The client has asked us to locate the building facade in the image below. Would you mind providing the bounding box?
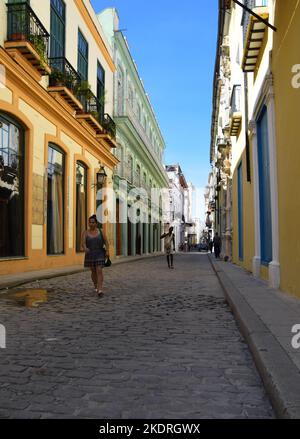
[0,0,118,275]
[210,0,300,298]
[98,8,168,257]
[165,164,188,251]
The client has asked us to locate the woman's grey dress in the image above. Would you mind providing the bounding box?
[84,232,105,268]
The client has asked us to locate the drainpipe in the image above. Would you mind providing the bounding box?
[244,74,251,182]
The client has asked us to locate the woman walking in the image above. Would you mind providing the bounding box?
[81,215,110,296]
[160,226,176,269]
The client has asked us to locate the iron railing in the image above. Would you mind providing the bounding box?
[102,113,116,140]
[7,2,49,61]
[77,88,116,139]
[77,88,104,124]
[49,57,81,96]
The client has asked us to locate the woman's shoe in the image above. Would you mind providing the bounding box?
[97,290,104,297]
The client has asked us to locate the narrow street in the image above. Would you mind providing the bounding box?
[0,254,274,419]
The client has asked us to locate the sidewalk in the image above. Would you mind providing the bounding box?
[0,252,164,291]
[209,255,300,419]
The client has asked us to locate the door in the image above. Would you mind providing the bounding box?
[127,211,132,256]
[257,105,272,265]
[116,198,122,256]
[237,162,244,261]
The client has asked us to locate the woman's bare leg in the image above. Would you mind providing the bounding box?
[96,266,104,292]
[167,255,170,268]
[91,268,97,289]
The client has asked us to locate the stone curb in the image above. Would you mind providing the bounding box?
[0,252,165,292]
[208,254,300,419]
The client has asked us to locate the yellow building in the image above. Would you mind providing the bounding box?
[211,0,300,298]
[0,0,118,275]
[272,0,300,298]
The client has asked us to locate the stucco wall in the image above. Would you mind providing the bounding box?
[272,0,300,298]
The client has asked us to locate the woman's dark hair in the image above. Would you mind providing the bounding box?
[89,214,97,222]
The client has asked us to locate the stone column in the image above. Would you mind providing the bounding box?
[249,121,261,278]
[266,89,280,289]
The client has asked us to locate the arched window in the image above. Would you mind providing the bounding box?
[76,161,87,252]
[117,67,124,115]
[47,143,65,255]
[136,164,141,186]
[127,154,133,183]
[128,84,134,108]
[0,113,24,257]
[136,102,141,121]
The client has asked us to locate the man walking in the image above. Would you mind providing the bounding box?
[213,232,221,259]
[160,226,176,269]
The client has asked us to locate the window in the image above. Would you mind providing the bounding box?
[127,154,133,183]
[128,84,134,108]
[0,113,24,258]
[50,0,65,58]
[136,164,141,186]
[97,61,105,122]
[78,30,88,81]
[136,102,141,121]
[76,162,87,252]
[117,67,124,115]
[47,144,65,255]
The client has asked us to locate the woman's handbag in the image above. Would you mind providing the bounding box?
[104,257,112,267]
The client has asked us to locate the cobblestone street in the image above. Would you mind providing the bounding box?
[0,254,274,419]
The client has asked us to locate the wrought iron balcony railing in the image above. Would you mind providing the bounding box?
[102,113,116,140]
[77,88,104,124]
[7,2,49,62]
[49,57,81,95]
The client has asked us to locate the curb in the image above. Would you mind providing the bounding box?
[0,252,165,291]
[208,254,300,419]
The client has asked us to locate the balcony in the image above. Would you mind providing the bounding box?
[96,113,117,148]
[229,85,242,136]
[5,2,51,77]
[242,4,269,72]
[115,99,165,175]
[76,88,105,134]
[48,57,83,112]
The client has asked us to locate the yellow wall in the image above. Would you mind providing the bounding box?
[0,47,117,276]
[272,0,300,298]
[232,147,255,273]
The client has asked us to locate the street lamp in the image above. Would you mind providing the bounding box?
[96,162,107,190]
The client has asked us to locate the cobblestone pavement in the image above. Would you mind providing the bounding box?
[0,253,275,419]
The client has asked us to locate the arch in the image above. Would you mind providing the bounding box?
[0,111,26,258]
[73,154,92,252]
[46,140,68,256]
[0,102,34,259]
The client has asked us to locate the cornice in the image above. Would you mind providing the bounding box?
[114,31,165,147]
[115,117,168,187]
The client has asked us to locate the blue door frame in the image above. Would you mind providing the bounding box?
[257,105,273,265]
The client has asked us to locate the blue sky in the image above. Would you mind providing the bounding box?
[91,0,218,189]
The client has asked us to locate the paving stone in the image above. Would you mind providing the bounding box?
[0,254,274,418]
